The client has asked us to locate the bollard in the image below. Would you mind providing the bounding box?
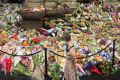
[44,48,48,80]
[112,39,116,67]
[44,48,52,80]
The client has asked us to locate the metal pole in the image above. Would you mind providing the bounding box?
[112,39,116,67]
[44,0,46,15]
[44,0,45,8]
[44,48,48,80]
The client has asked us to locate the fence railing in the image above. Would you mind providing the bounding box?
[0,39,118,80]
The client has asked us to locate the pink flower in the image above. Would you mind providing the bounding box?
[111,12,116,16]
[116,26,120,29]
[41,35,47,39]
[5,58,12,73]
[0,20,4,25]
[1,57,12,74]
[20,37,27,42]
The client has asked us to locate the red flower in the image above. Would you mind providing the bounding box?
[38,29,47,35]
[90,66,102,75]
[11,34,18,40]
[32,38,40,43]
[5,58,12,74]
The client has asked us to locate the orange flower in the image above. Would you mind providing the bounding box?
[23,41,29,46]
[11,34,18,40]
[94,54,102,62]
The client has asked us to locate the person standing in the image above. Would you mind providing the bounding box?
[63,32,76,80]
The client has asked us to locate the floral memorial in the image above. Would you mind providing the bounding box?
[0,1,120,80]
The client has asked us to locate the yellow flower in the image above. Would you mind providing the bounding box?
[1,31,7,35]
[5,38,9,42]
[27,32,31,37]
[94,54,102,62]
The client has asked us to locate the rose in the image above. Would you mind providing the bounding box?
[32,38,40,43]
[5,58,12,74]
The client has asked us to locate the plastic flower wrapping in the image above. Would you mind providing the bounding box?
[0,4,22,29]
[0,3,120,79]
[43,3,120,79]
[0,28,46,76]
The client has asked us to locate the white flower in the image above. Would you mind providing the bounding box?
[81,26,87,30]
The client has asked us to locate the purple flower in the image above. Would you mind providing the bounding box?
[20,37,27,42]
[82,47,88,52]
[110,12,116,16]
[84,62,94,70]
[116,26,120,29]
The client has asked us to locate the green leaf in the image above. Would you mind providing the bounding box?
[48,63,61,80]
[15,63,32,76]
[38,43,44,46]
[33,54,39,68]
